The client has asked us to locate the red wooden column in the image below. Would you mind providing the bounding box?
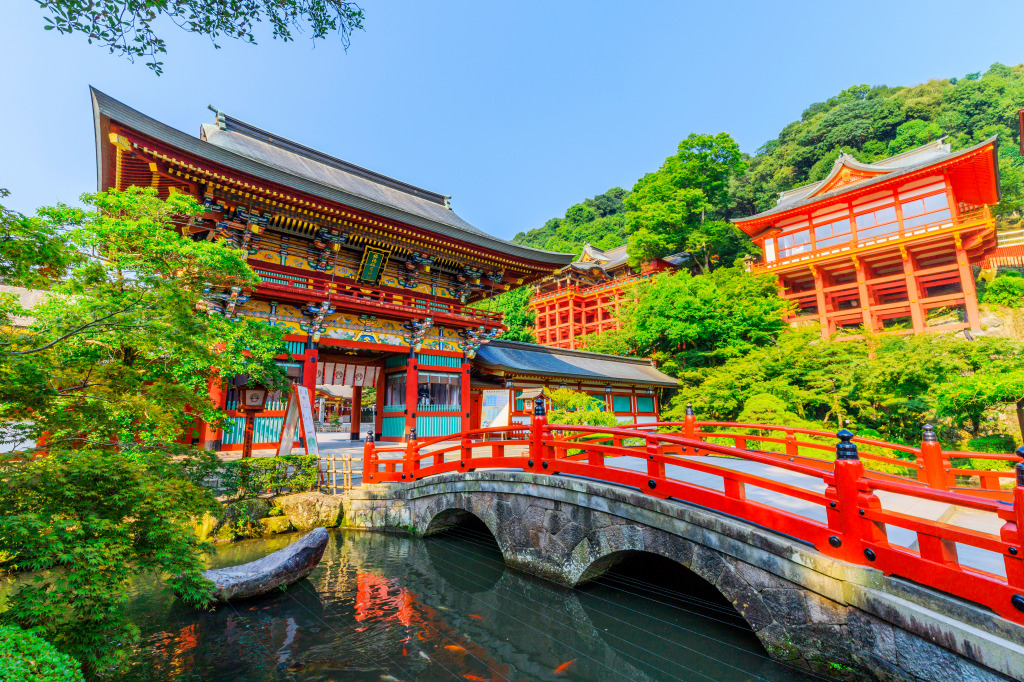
[301,342,318,450]
[405,350,418,440]
[374,365,385,441]
[901,247,925,334]
[853,256,873,331]
[955,238,982,331]
[460,353,471,434]
[200,373,225,451]
[810,266,829,340]
[350,385,362,441]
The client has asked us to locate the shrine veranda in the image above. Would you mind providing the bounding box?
[92,89,676,448]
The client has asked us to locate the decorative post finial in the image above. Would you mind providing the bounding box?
[686,403,694,417]
[534,396,546,417]
[366,430,375,443]
[922,423,938,443]
[836,429,859,460]
[1016,445,1024,487]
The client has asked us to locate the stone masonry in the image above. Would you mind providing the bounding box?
[342,471,1024,681]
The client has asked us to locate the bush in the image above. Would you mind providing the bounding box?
[966,434,1017,471]
[0,626,84,682]
[215,455,318,499]
[983,274,1024,308]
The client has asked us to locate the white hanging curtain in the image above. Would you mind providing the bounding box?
[317,362,380,387]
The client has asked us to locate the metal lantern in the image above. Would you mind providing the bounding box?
[559,381,568,390]
[605,384,613,394]
[241,385,269,410]
[505,378,515,389]
[646,386,655,396]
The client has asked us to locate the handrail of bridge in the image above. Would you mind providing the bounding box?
[361,401,1024,625]
[612,408,1018,501]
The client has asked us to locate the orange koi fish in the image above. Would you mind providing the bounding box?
[444,645,467,653]
[402,647,408,656]
[554,659,575,674]
[464,675,488,681]
[468,614,483,620]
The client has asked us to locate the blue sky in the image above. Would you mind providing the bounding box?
[3,1,1024,241]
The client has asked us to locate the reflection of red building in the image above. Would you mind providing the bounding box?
[530,244,686,349]
[734,138,1001,338]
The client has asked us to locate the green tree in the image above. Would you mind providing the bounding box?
[624,133,748,268]
[0,187,288,672]
[0,625,84,681]
[475,286,536,343]
[35,0,364,74]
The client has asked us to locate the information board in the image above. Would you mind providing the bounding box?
[277,385,320,456]
[480,389,510,429]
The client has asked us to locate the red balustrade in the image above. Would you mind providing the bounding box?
[360,401,1024,625]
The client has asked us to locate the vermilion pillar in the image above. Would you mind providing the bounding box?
[956,245,982,331]
[301,341,318,449]
[405,350,418,440]
[350,385,362,441]
[460,353,471,434]
[374,365,385,441]
[201,373,225,451]
[902,252,925,334]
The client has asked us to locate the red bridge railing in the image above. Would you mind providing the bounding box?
[361,400,1024,626]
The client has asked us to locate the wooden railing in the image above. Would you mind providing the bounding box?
[252,269,505,324]
[361,403,1024,625]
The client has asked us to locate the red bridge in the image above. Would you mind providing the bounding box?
[359,399,1024,627]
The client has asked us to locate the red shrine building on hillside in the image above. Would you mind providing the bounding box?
[530,244,686,349]
[91,89,676,448]
[733,138,1002,337]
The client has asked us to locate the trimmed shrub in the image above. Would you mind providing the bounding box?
[966,434,1017,470]
[214,455,318,499]
[983,275,1024,308]
[0,626,83,682]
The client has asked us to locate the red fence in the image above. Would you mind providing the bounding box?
[361,402,1024,625]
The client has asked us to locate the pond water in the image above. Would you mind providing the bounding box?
[119,524,814,681]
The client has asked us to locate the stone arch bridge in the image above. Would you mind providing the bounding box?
[345,470,1023,681]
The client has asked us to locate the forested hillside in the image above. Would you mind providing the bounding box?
[513,63,1024,261]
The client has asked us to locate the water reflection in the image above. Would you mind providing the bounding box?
[118,528,812,681]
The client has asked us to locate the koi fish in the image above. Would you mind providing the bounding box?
[464,675,488,681]
[402,647,407,656]
[444,645,467,653]
[554,659,575,674]
[468,614,483,620]
[380,676,401,682]
[418,651,431,662]
[355,627,368,633]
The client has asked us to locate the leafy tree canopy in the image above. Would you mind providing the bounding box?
[473,285,536,343]
[34,0,364,74]
[0,187,288,672]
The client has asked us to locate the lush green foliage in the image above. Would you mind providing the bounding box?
[547,388,620,428]
[624,133,749,268]
[0,187,289,672]
[35,0,364,74]
[473,285,536,343]
[579,267,791,374]
[216,454,319,499]
[665,329,1024,446]
[0,625,84,682]
[983,272,1024,308]
[513,188,629,255]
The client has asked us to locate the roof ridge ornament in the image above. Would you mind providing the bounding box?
[207,105,227,130]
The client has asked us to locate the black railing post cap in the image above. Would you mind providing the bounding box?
[534,396,546,416]
[1016,446,1024,487]
[686,403,694,416]
[922,424,938,443]
[365,430,375,443]
[836,429,859,460]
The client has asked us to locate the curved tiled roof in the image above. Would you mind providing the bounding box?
[474,339,678,386]
[91,88,573,266]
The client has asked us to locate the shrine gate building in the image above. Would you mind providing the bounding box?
[733,138,1001,337]
[91,90,675,447]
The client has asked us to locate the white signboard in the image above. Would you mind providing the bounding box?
[277,385,320,456]
[481,389,510,429]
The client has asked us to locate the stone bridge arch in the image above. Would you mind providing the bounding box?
[348,471,1021,681]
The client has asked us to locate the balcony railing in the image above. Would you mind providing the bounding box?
[251,269,504,325]
[532,272,652,304]
[753,205,994,272]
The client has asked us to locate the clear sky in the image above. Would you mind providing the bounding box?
[3,1,1024,241]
